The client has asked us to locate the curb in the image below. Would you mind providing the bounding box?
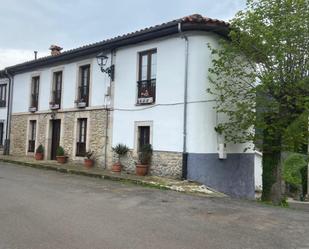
[0,158,170,190]
[0,158,224,197]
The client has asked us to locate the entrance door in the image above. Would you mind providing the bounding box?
[51,119,61,160]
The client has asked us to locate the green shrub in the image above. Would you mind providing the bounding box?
[56,146,65,157]
[300,165,308,197]
[112,144,129,162]
[36,144,44,154]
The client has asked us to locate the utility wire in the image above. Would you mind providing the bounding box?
[111,99,216,112]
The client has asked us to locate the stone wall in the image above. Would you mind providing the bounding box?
[112,150,182,178]
[10,109,110,166]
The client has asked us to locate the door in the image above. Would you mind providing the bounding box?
[51,119,61,160]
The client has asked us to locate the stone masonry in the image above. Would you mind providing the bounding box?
[113,150,182,178]
[10,109,110,166]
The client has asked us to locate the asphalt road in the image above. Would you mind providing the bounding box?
[0,162,309,249]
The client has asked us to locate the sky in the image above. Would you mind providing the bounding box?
[0,0,246,69]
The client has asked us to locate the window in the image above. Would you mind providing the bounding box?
[0,84,7,107]
[138,126,150,151]
[76,118,87,156]
[0,122,4,147]
[30,76,40,109]
[50,71,62,109]
[28,120,36,152]
[137,49,157,104]
[77,65,90,107]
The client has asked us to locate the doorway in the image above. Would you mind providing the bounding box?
[50,119,61,160]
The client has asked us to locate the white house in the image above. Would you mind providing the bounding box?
[1,14,262,198]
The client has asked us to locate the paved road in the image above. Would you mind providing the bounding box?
[0,162,309,249]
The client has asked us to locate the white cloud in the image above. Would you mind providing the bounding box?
[0,49,49,69]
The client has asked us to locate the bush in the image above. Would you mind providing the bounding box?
[36,144,44,154]
[139,144,153,165]
[300,165,308,197]
[113,144,129,162]
[56,146,65,157]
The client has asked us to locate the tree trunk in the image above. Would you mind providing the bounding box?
[261,151,284,204]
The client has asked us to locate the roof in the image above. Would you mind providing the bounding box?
[4,14,229,74]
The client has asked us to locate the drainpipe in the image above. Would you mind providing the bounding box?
[178,22,189,179]
[4,69,13,155]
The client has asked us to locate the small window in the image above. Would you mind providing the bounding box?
[0,122,4,147]
[77,65,90,107]
[28,120,36,152]
[76,118,87,156]
[50,71,62,109]
[0,84,7,107]
[138,126,150,151]
[137,49,157,105]
[30,76,40,109]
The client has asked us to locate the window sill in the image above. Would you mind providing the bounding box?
[135,102,155,106]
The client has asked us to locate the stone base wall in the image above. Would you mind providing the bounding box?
[10,109,110,166]
[112,150,182,178]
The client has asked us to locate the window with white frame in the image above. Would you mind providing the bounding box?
[76,65,90,107]
[50,71,62,109]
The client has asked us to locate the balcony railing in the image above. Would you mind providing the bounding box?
[77,86,89,105]
[137,79,156,104]
[30,94,39,109]
[0,100,6,108]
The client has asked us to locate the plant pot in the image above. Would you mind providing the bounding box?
[35,152,44,160]
[84,159,94,169]
[112,162,122,173]
[56,156,66,164]
[136,164,148,176]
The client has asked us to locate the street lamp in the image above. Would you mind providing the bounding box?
[96,52,115,81]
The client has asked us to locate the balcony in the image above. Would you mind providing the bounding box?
[137,79,156,105]
[75,86,89,108]
[49,90,61,110]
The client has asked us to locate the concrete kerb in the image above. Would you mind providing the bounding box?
[0,157,225,197]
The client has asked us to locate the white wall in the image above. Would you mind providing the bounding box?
[12,57,110,113]
[112,32,253,154]
[112,36,185,152]
[254,151,263,191]
[0,77,8,144]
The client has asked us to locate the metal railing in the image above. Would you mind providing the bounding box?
[137,79,156,104]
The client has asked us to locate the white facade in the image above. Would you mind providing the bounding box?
[112,32,251,154]
[0,77,8,150]
[12,58,110,114]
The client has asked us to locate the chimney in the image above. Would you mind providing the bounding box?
[34,51,38,60]
[49,45,63,56]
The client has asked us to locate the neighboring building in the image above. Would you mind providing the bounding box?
[2,14,261,198]
[0,71,9,154]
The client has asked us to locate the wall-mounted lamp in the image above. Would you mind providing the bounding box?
[96,52,115,81]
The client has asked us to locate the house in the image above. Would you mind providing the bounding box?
[0,71,9,154]
[1,14,262,198]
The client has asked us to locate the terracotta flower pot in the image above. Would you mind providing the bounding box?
[136,164,148,176]
[84,159,94,169]
[112,162,122,173]
[35,153,44,161]
[56,156,66,164]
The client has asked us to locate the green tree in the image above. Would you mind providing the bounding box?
[208,0,309,204]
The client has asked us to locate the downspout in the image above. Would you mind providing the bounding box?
[4,69,13,155]
[178,22,189,179]
[103,50,114,169]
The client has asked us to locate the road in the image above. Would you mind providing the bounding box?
[0,162,309,249]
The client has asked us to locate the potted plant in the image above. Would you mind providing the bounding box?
[35,144,44,160]
[112,144,129,172]
[84,150,95,169]
[136,144,153,176]
[56,146,66,164]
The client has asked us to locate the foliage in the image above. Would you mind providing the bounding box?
[283,153,306,187]
[56,146,65,157]
[35,144,44,154]
[85,150,94,160]
[139,144,153,165]
[112,144,129,162]
[208,0,309,203]
[300,165,308,197]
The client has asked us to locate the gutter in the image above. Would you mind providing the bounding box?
[3,69,13,155]
[178,22,189,180]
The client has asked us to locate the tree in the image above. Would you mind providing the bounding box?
[208,0,309,204]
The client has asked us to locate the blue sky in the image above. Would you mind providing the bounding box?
[0,0,246,68]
